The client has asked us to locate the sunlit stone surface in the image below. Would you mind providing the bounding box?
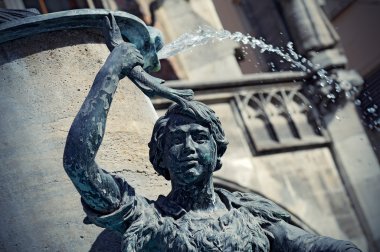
[0,27,169,251]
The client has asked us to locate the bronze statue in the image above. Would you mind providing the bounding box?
[63,13,361,252]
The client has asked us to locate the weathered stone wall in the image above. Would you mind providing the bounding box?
[138,0,242,80]
[0,29,169,251]
[210,103,368,251]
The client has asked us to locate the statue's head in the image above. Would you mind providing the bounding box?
[149,101,228,185]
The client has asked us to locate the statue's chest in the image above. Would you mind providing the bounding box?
[125,208,270,252]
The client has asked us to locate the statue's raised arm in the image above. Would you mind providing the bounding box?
[63,13,193,215]
[62,35,144,214]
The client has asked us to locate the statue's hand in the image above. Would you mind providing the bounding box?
[112,43,144,78]
[102,12,194,106]
[103,13,124,51]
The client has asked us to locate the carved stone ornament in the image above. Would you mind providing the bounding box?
[235,86,329,154]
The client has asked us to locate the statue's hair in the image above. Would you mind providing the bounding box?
[148,101,228,180]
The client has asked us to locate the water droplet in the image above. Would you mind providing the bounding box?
[327,93,335,99]
[367,107,376,113]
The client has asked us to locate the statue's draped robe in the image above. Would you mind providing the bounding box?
[82,174,360,252]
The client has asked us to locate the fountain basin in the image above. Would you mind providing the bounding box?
[0,9,169,251]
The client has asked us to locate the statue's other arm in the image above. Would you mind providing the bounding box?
[267,221,361,252]
[63,42,143,214]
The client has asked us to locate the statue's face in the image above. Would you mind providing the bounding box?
[162,115,217,186]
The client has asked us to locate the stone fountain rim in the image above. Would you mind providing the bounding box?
[0,9,151,52]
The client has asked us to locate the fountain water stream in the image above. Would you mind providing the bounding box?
[157,25,380,130]
[158,25,332,85]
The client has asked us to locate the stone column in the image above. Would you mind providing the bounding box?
[101,0,118,10]
[3,0,25,9]
[141,0,242,80]
[277,0,360,83]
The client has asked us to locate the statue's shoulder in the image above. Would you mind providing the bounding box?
[215,188,291,224]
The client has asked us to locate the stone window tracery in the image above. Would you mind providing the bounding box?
[235,86,330,154]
